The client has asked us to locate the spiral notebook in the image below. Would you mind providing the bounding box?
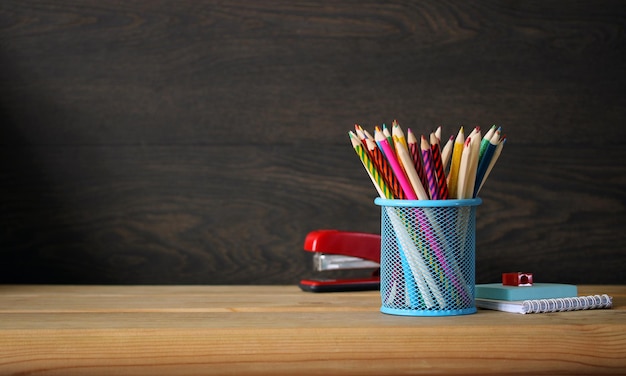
[475,294,613,314]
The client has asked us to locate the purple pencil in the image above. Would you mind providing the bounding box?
[430,133,450,200]
[420,135,439,200]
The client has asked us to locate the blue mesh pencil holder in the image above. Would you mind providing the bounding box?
[374,197,482,316]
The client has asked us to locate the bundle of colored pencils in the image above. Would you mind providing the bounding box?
[349,121,506,200]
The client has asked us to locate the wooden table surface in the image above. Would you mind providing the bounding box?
[1,285,625,375]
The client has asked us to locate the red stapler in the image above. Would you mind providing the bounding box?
[298,229,381,292]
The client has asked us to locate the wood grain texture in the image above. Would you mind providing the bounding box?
[0,1,625,284]
[0,285,625,375]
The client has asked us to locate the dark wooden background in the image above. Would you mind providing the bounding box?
[1,1,624,285]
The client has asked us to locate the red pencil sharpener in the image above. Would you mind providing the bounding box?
[502,272,533,286]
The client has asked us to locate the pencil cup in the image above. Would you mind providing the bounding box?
[374,197,482,316]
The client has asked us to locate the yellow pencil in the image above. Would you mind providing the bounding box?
[392,120,408,152]
[456,137,473,199]
[447,127,465,199]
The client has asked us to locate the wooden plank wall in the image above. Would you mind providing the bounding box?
[1,1,624,285]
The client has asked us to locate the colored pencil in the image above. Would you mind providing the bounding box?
[354,125,375,160]
[430,132,449,200]
[456,137,473,199]
[474,130,500,197]
[447,127,465,199]
[463,130,481,199]
[349,131,393,199]
[392,120,408,151]
[420,135,439,200]
[354,124,366,140]
[407,128,429,194]
[479,125,497,161]
[366,137,405,199]
[375,129,417,200]
[476,136,506,195]
[351,123,505,200]
[382,124,394,152]
[394,135,430,200]
[467,126,480,141]
[362,129,375,142]
[441,135,454,171]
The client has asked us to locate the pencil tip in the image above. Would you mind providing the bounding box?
[429,132,438,144]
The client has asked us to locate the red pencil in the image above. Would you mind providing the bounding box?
[366,137,406,199]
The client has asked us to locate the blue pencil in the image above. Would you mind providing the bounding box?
[474,131,502,197]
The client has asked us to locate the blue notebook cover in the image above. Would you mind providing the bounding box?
[475,283,578,301]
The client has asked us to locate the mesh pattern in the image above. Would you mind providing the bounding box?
[377,200,479,316]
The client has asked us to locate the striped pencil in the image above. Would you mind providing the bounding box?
[394,136,430,200]
[375,129,417,200]
[434,125,442,143]
[366,137,405,199]
[362,129,375,142]
[350,123,505,200]
[349,131,394,199]
[430,132,449,200]
[420,135,439,200]
[354,124,367,141]
[407,128,429,194]
[354,125,374,159]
